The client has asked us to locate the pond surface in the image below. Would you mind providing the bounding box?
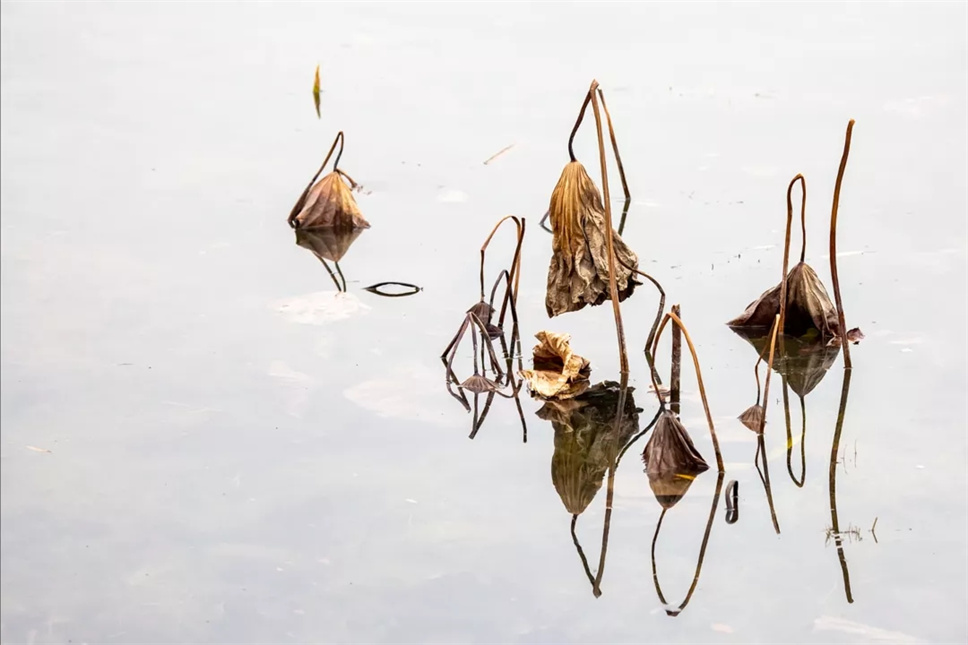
[2,3,966,643]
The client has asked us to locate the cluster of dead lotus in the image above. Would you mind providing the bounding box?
[287,78,865,608]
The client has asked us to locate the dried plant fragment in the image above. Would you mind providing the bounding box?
[520,331,591,400]
[313,64,321,118]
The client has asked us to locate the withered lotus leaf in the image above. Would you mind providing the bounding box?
[545,161,639,318]
[728,262,840,339]
[291,171,370,231]
[643,411,709,509]
[539,381,640,515]
[520,331,591,400]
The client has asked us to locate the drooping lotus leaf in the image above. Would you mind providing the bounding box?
[643,411,710,509]
[291,171,370,231]
[539,381,640,515]
[728,262,840,340]
[545,161,639,318]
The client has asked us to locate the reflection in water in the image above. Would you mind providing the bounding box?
[651,472,726,617]
[541,381,640,515]
[733,329,840,488]
[537,379,643,597]
[828,368,855,603]
[295,227,363,292]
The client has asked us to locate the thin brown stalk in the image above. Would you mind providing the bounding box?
[670,304,682,415]
[288,131,345,226]
[649,311,723,472]
[567,91,592,162]
[830,120,855,369]
[780,174,805,331]
[588,80,629,376]
[596,88,630,203]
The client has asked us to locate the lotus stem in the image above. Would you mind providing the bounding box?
[567,91,592,163]
[650,311,723,472]
[670,304,682,415]
[596,88,630,203]
[288,131,345,226]
[830,120,855,369]
[588,80,629,376]
[780,174,805,331]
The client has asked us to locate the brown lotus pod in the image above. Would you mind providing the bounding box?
[545,161,639,318]
[291,171,370,231]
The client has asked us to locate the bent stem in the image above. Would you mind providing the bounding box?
[289,131,345,226]
[479,215,524,314]
[780,174,805,331]
[589,80,629,376]
[649,311,724,472]
[830,120,855,368]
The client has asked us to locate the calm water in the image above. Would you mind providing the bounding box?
[2,2,966,643]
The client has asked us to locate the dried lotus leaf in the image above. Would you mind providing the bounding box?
[545,161,639,318]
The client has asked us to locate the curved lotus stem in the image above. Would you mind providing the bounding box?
[649,311,723,472]
[830,120,855,368]
[288,131,346,226]
[779,174,806,331]
[479,215,524,324]
[596,88,630,204]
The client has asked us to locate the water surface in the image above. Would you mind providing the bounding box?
[2,2,966,643]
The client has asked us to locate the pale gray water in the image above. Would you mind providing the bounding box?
[2,2,966,643]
